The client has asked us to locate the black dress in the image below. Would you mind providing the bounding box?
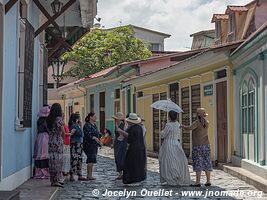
[83,122,101,164]
[114,121,127,172]
[123,124,147,184]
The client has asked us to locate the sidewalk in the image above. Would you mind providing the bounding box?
[15,179,62,200]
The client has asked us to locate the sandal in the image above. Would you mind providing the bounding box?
[87,177,96,180]
[205,182,211,187]
[51,182,64,187]
[78,176,87,181]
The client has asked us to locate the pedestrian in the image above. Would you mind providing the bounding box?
[33,106,50,179]
[159,110,191,186]
[112,112,127,180]
[68,113,87,181]
[46,103,65,187]
[100,128,112,146]
[180,108,212,187]
[116,113,146,186]
[62,113,70,176]
[138,115,147,179]
[83,112,101,180]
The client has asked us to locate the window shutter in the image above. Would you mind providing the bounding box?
[43,47,48,105]
[23,20,34,128]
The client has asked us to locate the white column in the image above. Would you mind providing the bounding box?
[263,53,267,166]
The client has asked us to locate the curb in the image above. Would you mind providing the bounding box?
[218,163,267,193]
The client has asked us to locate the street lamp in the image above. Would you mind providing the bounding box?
[51,58,65,88]
[51,0,63,15]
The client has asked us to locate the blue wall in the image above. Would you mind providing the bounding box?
[2,2,40,178]
[87,81,121,135]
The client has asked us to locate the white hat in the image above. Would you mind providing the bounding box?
[126,113,141,124]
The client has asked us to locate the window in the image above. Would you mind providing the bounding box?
[115,88,120,99]
[137,91,143,98]
[169,83,179,104]
[228,12,236,42]
[114,89,120,113]
[241,75,256,135]
[229,13,235,33]
[16,2,34,128]
[90,94,94,113]
[241,83,248,133]
[149,43,160,51]
[215,21,221,39]
[215,69,227,80]
[248,79,255,133]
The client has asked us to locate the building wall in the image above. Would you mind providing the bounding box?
[133,28,166,51]
[134,62,234,162]
[232,35,267,173]
[86,81,121,135]
[0,1,42,190]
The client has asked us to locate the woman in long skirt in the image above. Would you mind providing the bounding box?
[159,111,191,186]
[47,103,65,187]
[113,112,127,180]
[116,113,146,185]
[69,113,86,181]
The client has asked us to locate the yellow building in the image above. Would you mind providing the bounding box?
[123,43,241,163]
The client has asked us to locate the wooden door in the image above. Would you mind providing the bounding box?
[216,81,228,162]
[99,92,105,133]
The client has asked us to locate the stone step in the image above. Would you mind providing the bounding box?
[0,191,20,200]
[218,163,267,193]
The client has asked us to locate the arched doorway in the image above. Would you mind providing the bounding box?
[240,71,258,163]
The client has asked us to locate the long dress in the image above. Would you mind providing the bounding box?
[114,121,127,172]
[33,118,50,178]
[159,121,191,186]
[48,117,64,184]
[123,124,146,184]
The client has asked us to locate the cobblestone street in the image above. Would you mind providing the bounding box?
[57,147,266,200]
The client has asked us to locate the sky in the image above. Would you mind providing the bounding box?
[97,0,252,51]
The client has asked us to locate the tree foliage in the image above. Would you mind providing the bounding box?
[63,26,152,78]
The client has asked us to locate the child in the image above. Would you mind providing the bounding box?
[33,106,50,179]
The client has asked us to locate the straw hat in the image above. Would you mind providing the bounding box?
[38,106,50,117]
[126,113,141,124]
[112,112,125,120]
[197,108,208,116]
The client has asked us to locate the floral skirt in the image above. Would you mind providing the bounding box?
[70,142,83,176]
[62,144,70,173]
[192,144,213,172]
